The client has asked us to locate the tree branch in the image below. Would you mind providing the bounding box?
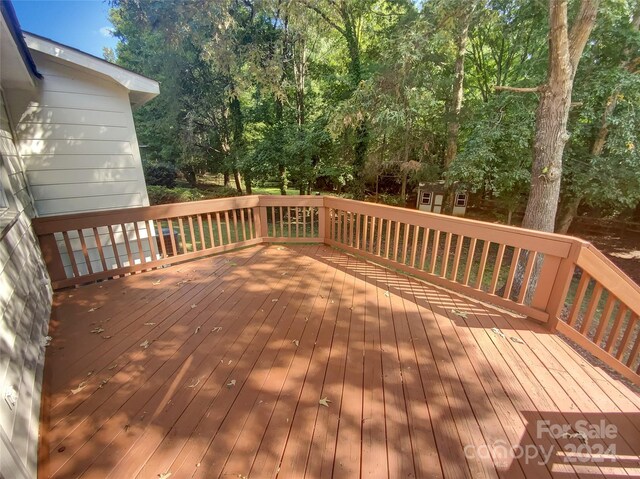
[299,0,345,36]
[494,85,543,93]
[568,0,600,73]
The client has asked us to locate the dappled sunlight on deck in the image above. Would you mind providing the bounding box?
[39,245,640,478]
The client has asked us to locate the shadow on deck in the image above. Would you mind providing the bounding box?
[39,245,640,478]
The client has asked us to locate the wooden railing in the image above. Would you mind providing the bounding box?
[32,195,640,384]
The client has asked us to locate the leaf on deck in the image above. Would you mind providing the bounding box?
[102,335,112,339]
[152,280,162,285]
[194,326,201,334]
[384,291,390,297]
[90,327,105,334]
[510,336,524,344]
[491,327,506,338]
[70,382,87,395]
[452,309,468,319]
[191,304,198,309]
[319,397,331,407]
[187,378,200,388]
[88,307,101,312]
[271,298,279,302]
[108,363,118,370]
[226,379,237,389]
[157,472,172,479]
[292,339,299,347]
[212,327,223,332]
[144,322,156,326]
[140,340,151,349]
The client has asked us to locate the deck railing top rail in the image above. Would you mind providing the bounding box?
[32,195,640,385]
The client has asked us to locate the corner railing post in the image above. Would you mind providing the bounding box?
[318,200,327,241]
[37,233,67,284]
[258,203,269,240]
[543,241,582,331]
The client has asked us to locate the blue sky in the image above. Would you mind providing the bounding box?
[13,0,118,58]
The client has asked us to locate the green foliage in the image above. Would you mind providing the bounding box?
[147,185,239,205]
[110,0,640,222]
[143,162,177,188]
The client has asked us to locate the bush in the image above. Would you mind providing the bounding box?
[147,185,241,205]
[144,162,177,188]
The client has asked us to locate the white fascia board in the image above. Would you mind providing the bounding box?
[23,32,159,105]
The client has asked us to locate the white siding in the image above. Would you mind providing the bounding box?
[0,91,52,479]
[12,51,150,217]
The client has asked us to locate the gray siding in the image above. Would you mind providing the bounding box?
[0,91,52,479]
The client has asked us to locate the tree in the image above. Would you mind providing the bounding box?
[497,0,600,233]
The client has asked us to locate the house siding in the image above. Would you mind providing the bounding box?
[0,91,52,479]
[11,51,150,217]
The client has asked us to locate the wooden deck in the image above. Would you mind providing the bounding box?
[39,244,640,478]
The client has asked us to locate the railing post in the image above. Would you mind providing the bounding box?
[258,205,269,239]
[37,233,67,283]
[542,242,581,331]
[318,205,327,241]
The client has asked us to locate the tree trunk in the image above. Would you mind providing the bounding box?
[444,4,474,169]
[233,169,243,194]
[521,0,599,233]
[278,163,287,195]
[223,171,230,187]
[244,173,252,195]
[555,194,582,234]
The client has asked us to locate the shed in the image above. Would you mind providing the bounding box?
[416,181,468,216]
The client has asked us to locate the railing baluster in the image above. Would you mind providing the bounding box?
[133,222,146,265]
[167,219,178,256]
[441,232,453,279]
[593,294,616,345]
[232,209,239,242]
[156,220,167,258]
[490,244,506,294]
[451,235,464,281]
[355,213,361,249]
[579,283,603,334]
[62,230,80,278]
[224,211,232,243]
[178,218,187,254]
[474,241,491,290]
[240,208,247,241]
[247,209,254,239]
[604,306,627,353]
[567,273,590,326]
[93,227,108,272]
[410,225,420,268]
[430,231,440,274]
[146,221,158,262]
[503,247,521,299]
[616,314,638,360]
[279,207,284,237]
[197,214,206,248]
[206,214,215,247]
[384,219,391,259]
[120,223,134,266]
[77,229,93,274]
[401,222,410,265]
[419,228,429,270]
[463,238,477,286]
[302,207,307,238]
[361,215,369,251]
[625,317,640,367]
[188,216,197,251]
[107,225,122,268]
[215,213,224,245]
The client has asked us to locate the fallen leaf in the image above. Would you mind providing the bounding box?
[190,304,197,309]
[194,326,201,334]
[108,363,118,370]
[152,279,161,285]
[187,378,200,388]
[158,472,172,479]
[292,339,299,347]
[319,397,331,407]
[276,247,285,250]
[384,291,390,297]
[272,298,279,302]
[510,336,525,344]
[144,322,156,326]
[98,378,109,389]
[226,379,236,389]
[88,307,100,312]
[491,327,506,338]
[140,340,151,349]
[102,335,112,339]
[71,382,87,395]
[124,424,130,431]
[86,370,95,377]
[90,327,105,334]
[212,327,222,332]
[451,309,467,319]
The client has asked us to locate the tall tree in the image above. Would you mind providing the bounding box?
[497,0,599,232]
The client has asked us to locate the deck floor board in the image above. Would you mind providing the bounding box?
[39,245,640,478]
